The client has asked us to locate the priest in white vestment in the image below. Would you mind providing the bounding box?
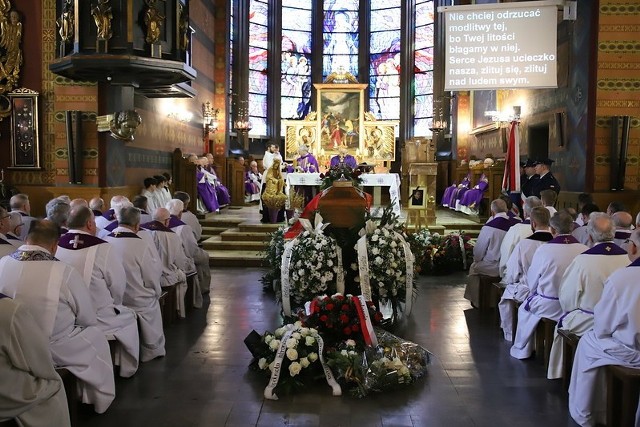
[105,206,166,362]
[611,211,633,252]
[498,207,553,341]
[464,199,513,307]
[173,191,202,241]
[55,206,139,378]
[141,208,189,318]
[0,206,17,257]
[166,199,210,308]
[9,194,35,241]
[509,212,588,358]
[568,229,640,427]
[571,203,601,248]
[0,295,71,427]
[547,213,630,378]
[0,220,115,414]
[498,197,543,278]
[95,195,130,231]
[6,212,24,247]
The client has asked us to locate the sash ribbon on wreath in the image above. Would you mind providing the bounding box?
[356,220,415,316]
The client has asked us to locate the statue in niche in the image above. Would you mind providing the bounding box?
[91,0,113,41]
[56,0,74,43]
[110,110,142,142]
[144,0,164,44]
[0,4,23,95]
[178,2,189,51]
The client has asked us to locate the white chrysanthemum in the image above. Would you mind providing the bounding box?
[286,338,298,348]
[341,349,349,356]
[305,336,316,346]
[375,257,383,265]
[345,339,356,348]
[371,234,379,242]
[308,352,318,362]
[299,327,310,336]
[371,247,380,255]
[327,260,333,267]
[269,339,281,350]
[274,327,286,338]
[391,241,397,248]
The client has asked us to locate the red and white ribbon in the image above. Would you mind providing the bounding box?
[352,295,378,347]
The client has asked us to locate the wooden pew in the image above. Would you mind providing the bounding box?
[477,275,501,311]
[557,329,580,390]
[172,148,199,215]
[606,365,640,427]
[56,368,78,426]
[534,317,557,371]
[160,284,177,327]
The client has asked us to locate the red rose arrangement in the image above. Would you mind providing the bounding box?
[301,293,383,347]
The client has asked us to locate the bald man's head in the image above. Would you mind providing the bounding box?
[612,211,633,230]
[153,207,171,222]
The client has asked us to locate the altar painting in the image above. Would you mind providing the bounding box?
[315,83,367,155]
[362,122,397,162]
[282,120,318,162]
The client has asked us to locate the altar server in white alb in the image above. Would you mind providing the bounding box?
[0,294,71,427]
[509,211,588,358]
[464,199,512,307]
[498,207,553,341]
[547,212,630,379]
[0,220,115,414]
[105,206,166,362]
[55,206,140,378]
[95,195,129,231]
[498,196,543,277]
[568,229,640,427]
[141,207,190,318]
[166,198,210,307]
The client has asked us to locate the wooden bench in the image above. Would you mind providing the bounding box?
[160,284,177,327]
[606,365,640,427]
[557,329,580,390]
[185,274,196,315]
[56,368,78,426]
[535,317,557,370]
[478,275,501,311]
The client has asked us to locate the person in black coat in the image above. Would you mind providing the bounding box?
[520,158,539,198]
[532,158,560,198]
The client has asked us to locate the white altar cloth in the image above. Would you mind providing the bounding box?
[285,173,401,214]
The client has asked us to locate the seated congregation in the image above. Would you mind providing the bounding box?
[464,194,640,427]
[0,187,210,425]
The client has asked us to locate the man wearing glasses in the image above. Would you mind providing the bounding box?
[569,229,640,426]
[0,206,16,257]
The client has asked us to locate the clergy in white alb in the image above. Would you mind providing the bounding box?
[0,206,17,258]
[0,295,71,427]
[6,212,24,247]
[547,213,630,379]
[105,206,166,362]
[141,207,189,318]
[611,211,633,252]
[167,199,210,307]
[568,229,640,427]
[173,191,203,241]
[509,212,588,358]
[498,207,553,341]
[0,220,115,414]
[498,196,543,278]
[95,195,130,231]
[571,204,601,248]
[9,194,36,241]
[464,199,512,307]
[55,206,140,378]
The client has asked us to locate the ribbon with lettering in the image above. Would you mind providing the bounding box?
[317,333,342,397]
[280,239,298,316]
[352,295,378,347]
[355,220,377,303]
[392,229,415,316]
[264,326,294,400]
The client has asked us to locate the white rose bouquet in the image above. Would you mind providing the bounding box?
[286,229,342,308]
[248,322,325,397]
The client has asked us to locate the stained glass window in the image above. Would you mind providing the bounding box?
[414,0,435,137]
[281,3,312,127]
[248,0,268,136]
[323,0,359,80]
[369,2,401,122]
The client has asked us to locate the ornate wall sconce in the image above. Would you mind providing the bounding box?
[429,97,448,134]
[233,99,252,133]
[202,101,219,138]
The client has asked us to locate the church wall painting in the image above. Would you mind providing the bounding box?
[282,120,318,162]
[315,83,366,155]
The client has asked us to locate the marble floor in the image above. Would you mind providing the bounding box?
[77,269,579,427]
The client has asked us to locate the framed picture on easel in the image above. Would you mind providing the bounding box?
[408,186,427,209]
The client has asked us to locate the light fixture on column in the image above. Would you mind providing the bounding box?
[233,99,252,133]
[202,101,219,138]
[429,97,448,133]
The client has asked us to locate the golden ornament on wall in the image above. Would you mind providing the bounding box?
[144,0,164,44]
[91,0,113,41]
[56,0,74,43]
[0,0,23,116]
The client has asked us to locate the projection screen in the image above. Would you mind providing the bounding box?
[441,1,558,91]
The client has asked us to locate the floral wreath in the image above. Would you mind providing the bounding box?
[319,165,364,190]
